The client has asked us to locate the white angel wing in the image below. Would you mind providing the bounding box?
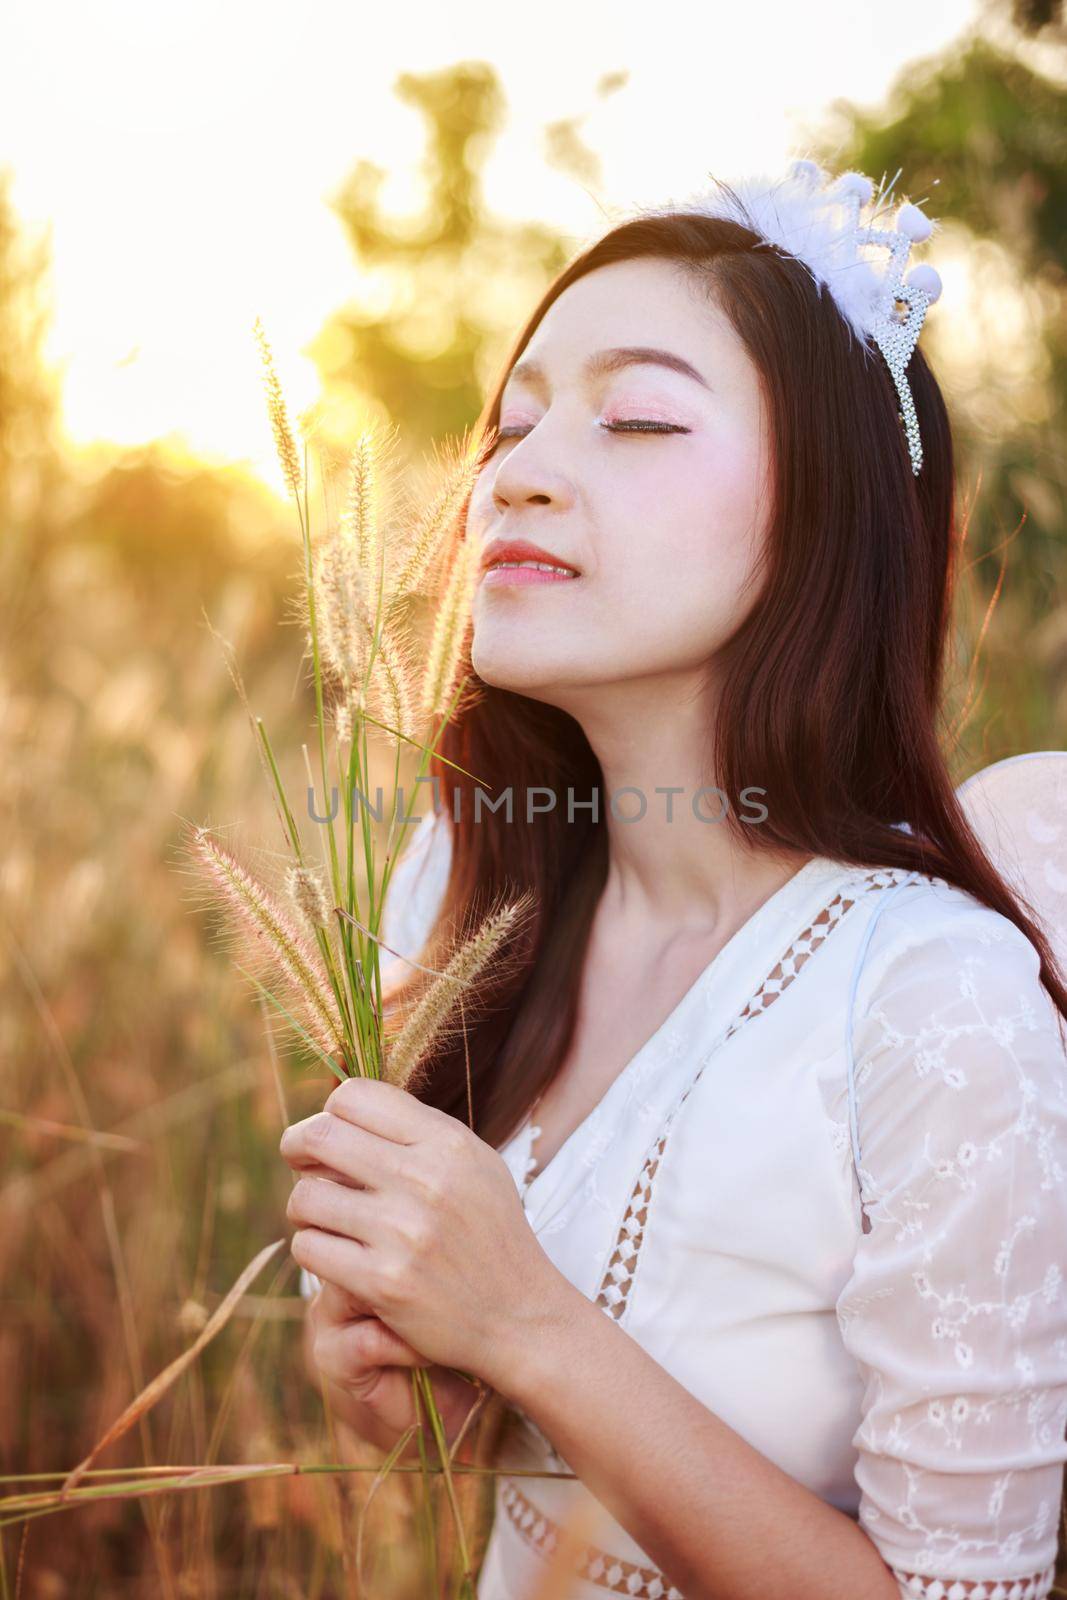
[956,750,1067,975]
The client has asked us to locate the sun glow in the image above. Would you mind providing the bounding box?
[1,0,978,492]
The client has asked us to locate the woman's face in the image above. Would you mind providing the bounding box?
[466,255,772,705]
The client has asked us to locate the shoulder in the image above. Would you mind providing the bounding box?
[835,881,1067,1585]
[848,871,1067,1174]
[853,870,1053,1024]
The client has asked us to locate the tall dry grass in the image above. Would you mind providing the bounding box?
[2,347,1064,1597]
[0,356,558,1595]
[177,324,543,1597]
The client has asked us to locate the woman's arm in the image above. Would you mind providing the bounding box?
[490,1278,901,1600]
[830,906,1067,1599]
[280,1080,902,1600]
[282,888,1067,1599]
[499,905,1067,1600]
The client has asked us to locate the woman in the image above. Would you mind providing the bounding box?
[281,161,1067,1599]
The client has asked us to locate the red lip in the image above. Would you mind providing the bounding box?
[480,537,581,576]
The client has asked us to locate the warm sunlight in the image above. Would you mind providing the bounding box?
[6,8,1067,1595]
[1,0,978,493]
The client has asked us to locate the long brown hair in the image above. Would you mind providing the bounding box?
[393,204,1067,1150]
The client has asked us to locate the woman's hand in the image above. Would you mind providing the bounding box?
[302,1276,483,1455]
[280,1077,573,1396]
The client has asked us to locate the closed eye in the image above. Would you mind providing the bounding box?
[494,420,691,443]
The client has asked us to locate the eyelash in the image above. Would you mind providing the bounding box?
[494,420,690,444]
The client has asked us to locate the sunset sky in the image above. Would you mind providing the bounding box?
[1,0,979,491]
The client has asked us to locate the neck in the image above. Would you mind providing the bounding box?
[558,670,812,935]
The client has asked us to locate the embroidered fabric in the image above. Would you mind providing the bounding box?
[498,877,1067,1598]
[297,829,1067,1597]
[890,1569,1056,1598]
[593,867,910,1319]
[835,899,1067,1594]
[501,1484,1058,1599]
[499,1478,685,1599]
[498,868,922,1591]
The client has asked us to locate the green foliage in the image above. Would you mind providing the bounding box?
[310,62,575,449]
[816,24,1067,758]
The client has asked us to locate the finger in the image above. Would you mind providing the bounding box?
[279,1111,404,1188]
[316,1278,373,1320]
[287,1171,383,1246]
[324,1076,444,1145]
[314,1317,428,1392]
[291,1226,374,1305]
[295,1159,366,1192]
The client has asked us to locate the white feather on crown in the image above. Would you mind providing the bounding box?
[639,156,944,474]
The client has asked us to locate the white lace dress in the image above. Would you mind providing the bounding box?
[301,810,1067,1600]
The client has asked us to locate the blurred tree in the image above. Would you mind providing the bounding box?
[1008,0,1065,43]
[815,4,1067,752]
[0,165,58,521]
[0,167,290,617]
[65,445,294,603]
[309,61,619,453]
[824,31,1066,545]
[0,168,74,699]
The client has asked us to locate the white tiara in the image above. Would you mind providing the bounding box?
[643,157,944,475]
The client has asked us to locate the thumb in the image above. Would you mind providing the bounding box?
[316,1278,374,1322]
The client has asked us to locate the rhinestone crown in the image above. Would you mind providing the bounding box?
[643,157,944,475]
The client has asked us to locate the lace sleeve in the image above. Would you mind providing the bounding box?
[836,898,1067,1599]
[298,808,453,1303]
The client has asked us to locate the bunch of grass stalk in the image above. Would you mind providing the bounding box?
[184,321,533,1597]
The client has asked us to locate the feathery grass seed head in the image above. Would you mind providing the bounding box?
[333,697,354,746]
[252,317,303,499]
[383,896,532,1092]
[191,827,343,1056]
[286,862,331,930]
[366,619,421,748]
[420,531,480,723]
[337,424,395,583]
[388,431,484,607]
[313,540,375,689]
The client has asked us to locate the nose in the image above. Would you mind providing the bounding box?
[493,481,552,512]
[489,447,574,516]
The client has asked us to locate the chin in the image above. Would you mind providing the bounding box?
[469,638,560,698]
[471,657,553,697]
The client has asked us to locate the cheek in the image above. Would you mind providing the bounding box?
[610,438,766,612]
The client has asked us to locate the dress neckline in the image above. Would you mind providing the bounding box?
[511,850,841,1195]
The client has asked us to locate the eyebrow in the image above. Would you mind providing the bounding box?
[504,345,712,394]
